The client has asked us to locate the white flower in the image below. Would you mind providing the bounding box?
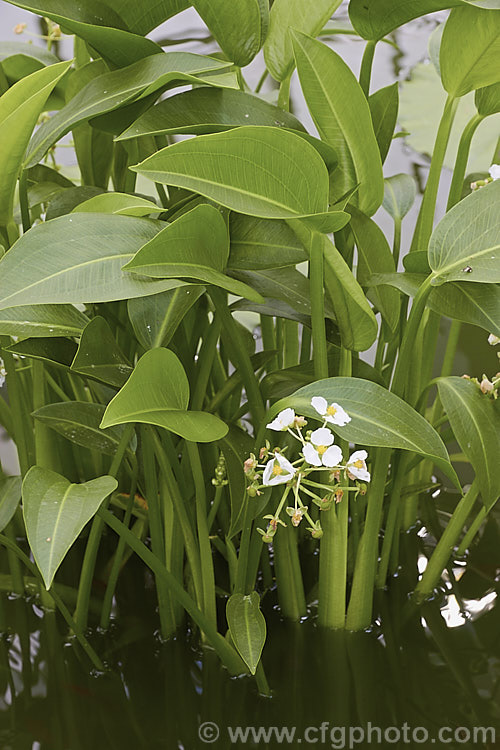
[303,428,343,468]
[0,359,6,388]
[262,453,296,486]
[311,396,351,426]
[266,408,296,432]
[489,164,500,181]
[346,450,371,482]
[488,333,500,346]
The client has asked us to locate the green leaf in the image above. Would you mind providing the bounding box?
[349,0,463,40]
[441,6,500,97]
[437,377,500,508]
[428,179,500,285]
[369,83,399,164]
[0,214,185,310]
[123,204,264,302]
[100,348,228,442]
[382,174,417,222]
[128,286,206,349]
[22,466,117,589]
[6,337,77,370]
[0,304,89,338]
[117,87,306,140]
[73,192,159,217]
[46,186,105,220]
[33,402,134,457]
[228,214,307,271]
[475,81,500,115]
[291,31,384,216]
[226,592,266,675]
[131,126,331,221]
[0,476,22,533]
[270,377,460,487]
[71,317,132,387]
[192,0,268,67]
[25,53,233,168]
[264,0,342,81]
[348,207,400,333]
[0,60,70,229]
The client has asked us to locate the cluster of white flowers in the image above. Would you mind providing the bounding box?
[244,397,371,543]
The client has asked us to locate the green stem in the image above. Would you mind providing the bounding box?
[447,114,483,211]
[18,169,31,234]
[411,94,458,251]
[191,315,222,411]
[310,231,329,380]
[456,504,486,557]
[413,480,478,603]
[186,441,217,630]
[278,73,291,111]
[345,448,391,631]
[359,40,376,97]
[99,509,245,674]
[273,525,306,621]
[234,496,253,595]
[73,424,134,631]
[392,218,402,268]
[376,453,408,588]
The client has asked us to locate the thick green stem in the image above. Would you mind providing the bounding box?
[456,505,486,557]
[376,453,409,588]
[273,526,306,621]
[411,94,458,252]
[346,448,391,631]
[359,40,376,97]
[413,480,479,603]
[278,73,291,111]
[234,496,253,595]
[447,114,483,211]
[310,232,329,380]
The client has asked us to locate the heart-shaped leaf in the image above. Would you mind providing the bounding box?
[192,0,268,67]
[0,476,22,533]
[131,126,332,222]
[23,466,117,589]
[429,179,500,285]
[124,204,263,302]
[270,377,460,487]
[0,304,89,338]
[100,348,228,442]
[291,31,384,216]
[437,377,500,509]
[71,317,132,387]
[128,286,206,349]
[226,592,266,675]
[0,213,185,310]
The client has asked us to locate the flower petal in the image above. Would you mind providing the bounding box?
[327,403,351,426]
[262,460,275,485]
[275,453,296,475]
[322,445,343,467]
[303,443,321,466]
[311,396,327,415]
[266,417,285,431]
[349,450,367,463]
[311,427,334,446]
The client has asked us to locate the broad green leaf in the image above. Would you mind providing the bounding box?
[441,6,500,97]
[399,62,500,171]
[228,214,307,271]
[117,87,306,140]
[475,82,500,115]
[33,402,134,457]
[25,53,233,169]
[124,205,264,302]
[348,207,400,333]
[349,0,463,40]
[6,337,77,369]
[128,286,205,349]
[0,476,22,533]
[22,466,117,589]
[382,174,417,222]
[264,0,342,81]
[3,0,174,67]
[71,317,132,387]
[132,126,332,222]
[369,83,399,164]
[192,0,268,67]
[429,179,500,285]
[45,186,105,221]
[0,304,89,338]
[226,592,266,675]
[0,214,185,310]
[230,298,339,339]
[371,273,500,336]
[0,43,64,107]
[270,377,459,486]
[100,348,228,442]
[73,192,159,217]
[0,61,70,229]
[290,221,378,352]
[291,31,384,216]
[403,252,431,274]
[437,377,500,508]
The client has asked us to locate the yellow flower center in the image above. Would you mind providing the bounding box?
[272,463,284,476]
[353,459,364,469]
[326,405,337,416]
[317,445,328,456]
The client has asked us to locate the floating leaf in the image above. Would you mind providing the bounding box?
[0,476,22,533]
[226,592,266,675]
[438,377,500,508]
[23,466,117,589]
[100,348,228,442]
